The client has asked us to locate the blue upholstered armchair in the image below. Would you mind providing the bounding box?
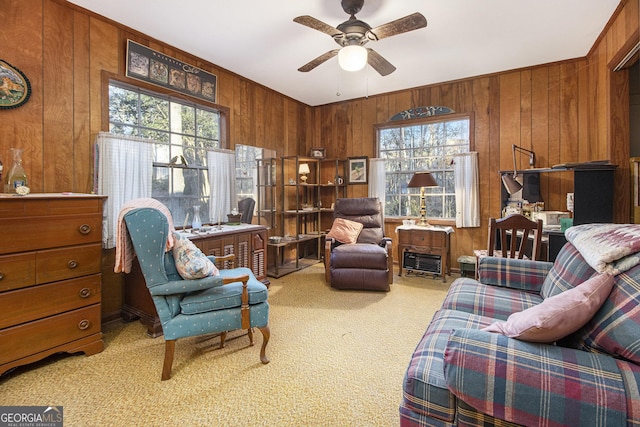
[123,207,270,380]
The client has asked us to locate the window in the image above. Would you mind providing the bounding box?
[376,113,472,219]
[235,144,276,203]
[108,81,225,225]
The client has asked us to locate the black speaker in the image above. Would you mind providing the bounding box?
[573,169,614,225]
[522,173,542,203]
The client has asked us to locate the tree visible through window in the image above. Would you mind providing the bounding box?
[376,113,472,219]
[108,81,224,226]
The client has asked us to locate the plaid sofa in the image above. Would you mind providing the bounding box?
[400,242,640,426]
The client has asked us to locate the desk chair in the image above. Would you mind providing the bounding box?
[474,213,544,261]
[238,198,256,224]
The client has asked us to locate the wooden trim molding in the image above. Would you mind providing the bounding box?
[99,70,230,146]
[609,28,640,71]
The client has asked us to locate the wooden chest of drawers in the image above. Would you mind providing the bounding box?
[0,194,105,376]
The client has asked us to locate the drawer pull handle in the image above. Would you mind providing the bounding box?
[0,273,3,280]
[79,288,91,298]
[68,260,78,269]
[78,319,91,330]
[79,224,91,234]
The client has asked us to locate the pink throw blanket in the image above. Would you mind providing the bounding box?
[565,223,640,275]
[114,198,176,274]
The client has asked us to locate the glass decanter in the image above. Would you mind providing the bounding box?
[6,148,28,193]
[192,205,202,230]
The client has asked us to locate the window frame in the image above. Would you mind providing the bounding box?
[374,112,475,221]
[102,72,229,143]
[102,72,230,226]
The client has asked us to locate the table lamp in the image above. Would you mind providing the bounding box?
[299,163,310,183]
[408,171,439,226]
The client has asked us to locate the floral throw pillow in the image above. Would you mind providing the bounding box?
[171,232,219,279]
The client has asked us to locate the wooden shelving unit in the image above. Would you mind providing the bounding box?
[318,158,347,231]
[256,157,277,230]
[264,155,347,277]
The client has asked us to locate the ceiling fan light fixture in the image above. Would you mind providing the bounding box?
[294,4,426,76]
[338,45,367,71]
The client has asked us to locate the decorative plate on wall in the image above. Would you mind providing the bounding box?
[0,60,31,109]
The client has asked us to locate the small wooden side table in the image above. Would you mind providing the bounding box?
[396,226,453,282]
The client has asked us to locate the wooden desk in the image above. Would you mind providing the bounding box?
[122,224,268,337]
[397,226,452,282]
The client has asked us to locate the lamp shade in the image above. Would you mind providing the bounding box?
[338,45,368,72]
[502,174,523,194]
[408,172,438,188]
[298,163,310,175]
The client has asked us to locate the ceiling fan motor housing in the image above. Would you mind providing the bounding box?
[335,19,372,46]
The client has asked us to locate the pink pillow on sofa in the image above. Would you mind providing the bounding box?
[482,273,614,343]
[326,218,364,244]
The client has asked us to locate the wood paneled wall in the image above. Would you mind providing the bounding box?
[312,62,594,263]
[1,0,314,319]
[0,0,313,196]
[1,0,636,316]
[311,0,639,264]
[588,0,639,223]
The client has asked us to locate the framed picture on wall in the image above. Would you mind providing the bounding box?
[126,40,217,103]
[310,148,325,158]
[347,156,368,184]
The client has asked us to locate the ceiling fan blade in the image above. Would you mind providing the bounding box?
[368,12,427,41]
[298,49,340,72]
[367,49,396,76]
[294,15,343,37]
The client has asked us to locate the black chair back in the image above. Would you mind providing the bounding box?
[238,198,255,224]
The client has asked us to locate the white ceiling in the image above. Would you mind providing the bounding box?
[67,0,620,107]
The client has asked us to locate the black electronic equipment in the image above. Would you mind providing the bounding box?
[402,252,441,275]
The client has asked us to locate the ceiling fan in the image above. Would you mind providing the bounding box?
[294,0,427,76]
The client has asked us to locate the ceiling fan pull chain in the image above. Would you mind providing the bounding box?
[365,63,369,99]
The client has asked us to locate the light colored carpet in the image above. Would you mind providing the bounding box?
[0,264,453,426]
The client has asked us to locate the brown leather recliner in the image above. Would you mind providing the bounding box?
[324,197,393,291]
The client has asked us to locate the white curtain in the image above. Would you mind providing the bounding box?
[454,151,480,228]
[368,158,386,212]
[96,132,154,249]
[208,149,237,223]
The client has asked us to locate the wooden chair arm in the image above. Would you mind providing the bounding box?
[221,274,249,285]
[214,253,236,268]
[222,274,251,329]
[324,237,335,283]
